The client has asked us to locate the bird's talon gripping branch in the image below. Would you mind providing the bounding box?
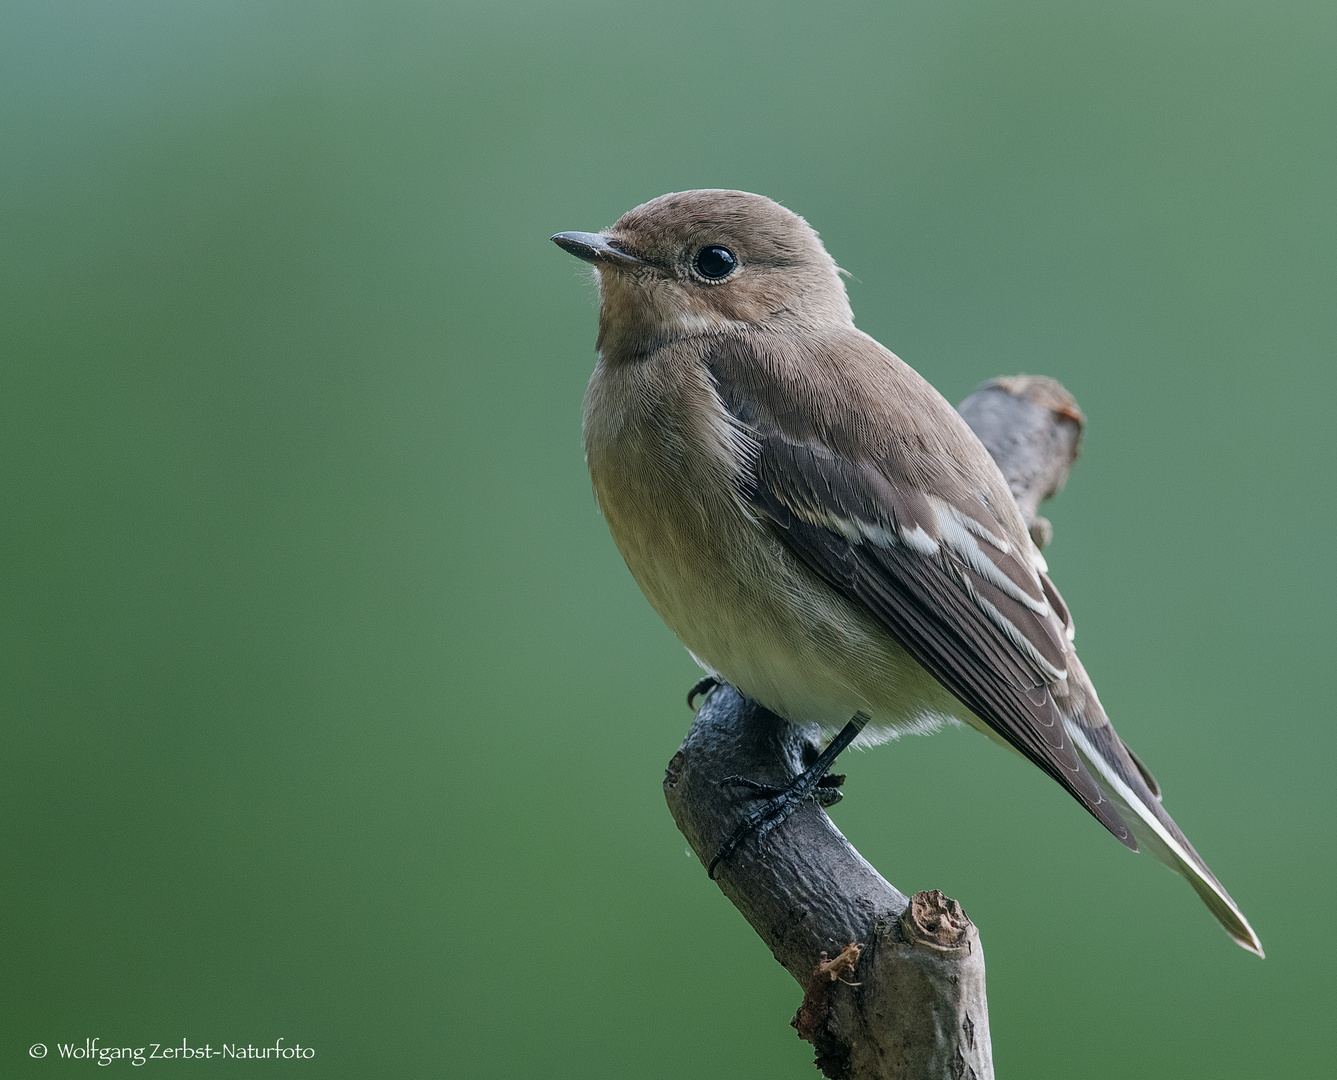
[706,776,821,878]
[687,676,720,711]
[707,715,868,879]
[721,772,840,798]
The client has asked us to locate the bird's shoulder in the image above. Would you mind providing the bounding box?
[702,327,1033,551]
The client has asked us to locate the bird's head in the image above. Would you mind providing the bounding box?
[553,189,852,357]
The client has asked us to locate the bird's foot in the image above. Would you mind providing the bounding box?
[706,767,845,879]
[687,676,720,711]
[705,711,869,880]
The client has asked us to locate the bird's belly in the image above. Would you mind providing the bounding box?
[602,489,967,742]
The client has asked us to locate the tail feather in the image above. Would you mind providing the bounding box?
[1064,718,1263,958]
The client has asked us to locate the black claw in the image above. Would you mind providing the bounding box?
[815,772,845,807]
[687,676,720,711]
[718,774,783,796]
[814,787,843,809]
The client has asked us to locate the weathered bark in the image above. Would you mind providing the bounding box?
[663,374,1085,1080]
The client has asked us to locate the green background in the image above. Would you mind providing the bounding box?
[3,1,1333,1076]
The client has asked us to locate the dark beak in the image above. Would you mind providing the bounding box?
[551,231,643,268]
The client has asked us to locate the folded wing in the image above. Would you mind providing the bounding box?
[706,339,1135,849]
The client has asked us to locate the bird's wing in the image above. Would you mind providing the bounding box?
[706,338,1135,849]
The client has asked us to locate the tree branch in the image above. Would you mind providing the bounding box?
[663,374,1085,1080]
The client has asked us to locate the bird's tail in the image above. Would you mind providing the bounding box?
[1063,717,1264,957]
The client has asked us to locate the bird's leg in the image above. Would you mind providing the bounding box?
[707,712,869,879]
[687,675,720,711]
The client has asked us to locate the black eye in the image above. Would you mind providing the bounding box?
[693,245,737,281]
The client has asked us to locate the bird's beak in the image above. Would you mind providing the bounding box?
[551,231,643,268]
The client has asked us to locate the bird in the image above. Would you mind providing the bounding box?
[551,189,1262,956]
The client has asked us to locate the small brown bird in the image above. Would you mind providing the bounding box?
[552,189,1262,955]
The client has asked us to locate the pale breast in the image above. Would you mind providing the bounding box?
[582,348,960,737]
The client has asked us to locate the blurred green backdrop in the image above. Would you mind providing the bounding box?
[2,1,1333,1076]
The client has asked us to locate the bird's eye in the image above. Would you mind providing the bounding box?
[693,245,737,281]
